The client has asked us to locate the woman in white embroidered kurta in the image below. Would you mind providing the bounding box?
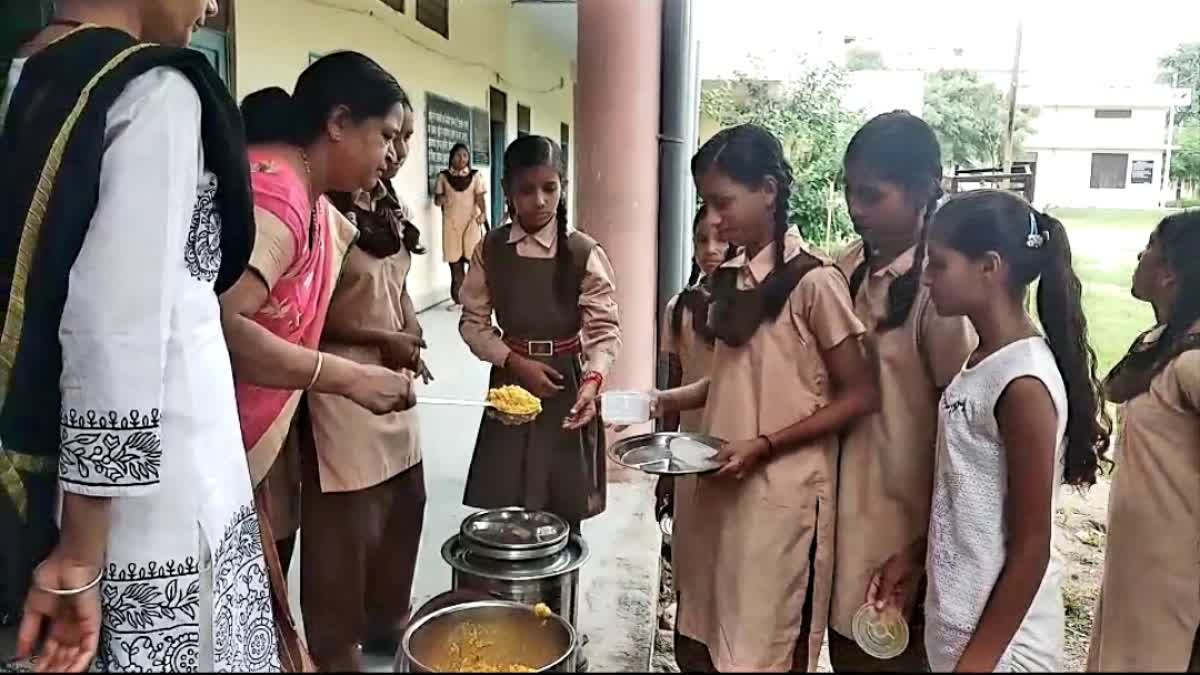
[3,39,279,675]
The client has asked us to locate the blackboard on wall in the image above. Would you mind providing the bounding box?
[426,93,472,195]
[470,108,490,166]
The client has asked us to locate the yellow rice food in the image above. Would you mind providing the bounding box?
[533,603,553,620]
[486,385,542,417]
[438,622,536,673]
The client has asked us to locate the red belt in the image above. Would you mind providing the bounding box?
[503,334,582,358]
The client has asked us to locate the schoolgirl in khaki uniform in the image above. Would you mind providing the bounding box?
[830,112,976,672]
[654,124,879,672]
[1089,210,1200,672]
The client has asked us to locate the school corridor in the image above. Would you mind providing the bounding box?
[286,304,662,672]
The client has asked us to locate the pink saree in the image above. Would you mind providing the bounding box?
[234,148,356,673]
[236,148,355,484]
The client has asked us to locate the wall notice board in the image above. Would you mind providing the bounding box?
[426,93,472,195]
[470,107,491,166]
[1131,159,1155,185]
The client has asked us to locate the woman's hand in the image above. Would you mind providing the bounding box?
[563,380,599,430]
[714,436,771,479]
[343,364,416,414]
[505,354,565,399]
[16,555,103,673]
[866,538,925,613]
[379,332,425,372]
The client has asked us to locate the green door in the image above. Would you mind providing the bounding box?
[189,27,230,87]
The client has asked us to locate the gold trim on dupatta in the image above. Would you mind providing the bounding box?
[0,34,155,517]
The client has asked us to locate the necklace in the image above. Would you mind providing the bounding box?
[300,150,318,243]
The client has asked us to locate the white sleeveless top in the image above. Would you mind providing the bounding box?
[925,337,1067,672]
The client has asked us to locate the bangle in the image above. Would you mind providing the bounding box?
[581,371,604,389]
[758,434,775,456]
[306,352,325,391]
[33,561,103,597]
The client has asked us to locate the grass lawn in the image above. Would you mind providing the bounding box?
[1051,208,1170,376]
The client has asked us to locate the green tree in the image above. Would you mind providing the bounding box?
[846,47,885,72]
[1170,120,1200,191]
[700,61,862,245]
[923,69,1036,169]
[1158,42,1200,123]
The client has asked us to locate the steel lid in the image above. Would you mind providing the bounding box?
[459,508,570,561]
[442,534,590,582]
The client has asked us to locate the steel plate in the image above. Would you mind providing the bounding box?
[608,432,725,476]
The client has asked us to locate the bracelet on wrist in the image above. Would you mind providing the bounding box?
[33,561,104,597]
[306,352,325,391]
[758,434,775,456]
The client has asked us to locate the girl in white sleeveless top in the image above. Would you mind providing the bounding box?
[867,189,1111,672]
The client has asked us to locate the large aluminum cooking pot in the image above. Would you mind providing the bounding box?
[399,600,577,673]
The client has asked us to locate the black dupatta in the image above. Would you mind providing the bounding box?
[0,26,254,621]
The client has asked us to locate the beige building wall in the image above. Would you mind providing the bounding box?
[232,0,576,309]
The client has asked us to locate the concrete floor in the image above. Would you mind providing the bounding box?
[287,304,661,672]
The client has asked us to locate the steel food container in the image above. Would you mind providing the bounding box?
[399,600,577,673]
[442,508,590,629]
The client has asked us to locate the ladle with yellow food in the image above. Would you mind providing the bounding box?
[418,385,543,426]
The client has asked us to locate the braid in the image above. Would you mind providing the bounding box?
[773,178,790,272]
[553,193,571,303]
[671,261,704,341]
[502,134,573,303]
[843,111,946,332]
[878,184,942,330]
[848,245,872,299]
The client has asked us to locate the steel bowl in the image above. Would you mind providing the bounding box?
[399,600,577,673]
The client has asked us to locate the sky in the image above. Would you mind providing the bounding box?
[695,0,1200,86]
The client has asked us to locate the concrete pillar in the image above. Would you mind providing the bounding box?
[575,0,662,411]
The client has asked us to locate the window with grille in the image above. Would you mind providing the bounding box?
[382,0,405,12]
[417,0,449,39]
[517,105,531,137]
[1094,109,1133,119]
[1090,153,1129,189]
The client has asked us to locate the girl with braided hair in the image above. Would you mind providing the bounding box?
[458,135,621,531]
[829,111,976,672]
[650,123,879,672]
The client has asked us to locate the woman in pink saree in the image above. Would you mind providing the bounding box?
[218,53,422,671]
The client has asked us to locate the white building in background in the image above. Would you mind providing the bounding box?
[1021,84,1191,210]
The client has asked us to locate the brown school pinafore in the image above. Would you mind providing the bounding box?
[462,226,606,525]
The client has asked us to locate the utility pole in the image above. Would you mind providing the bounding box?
[1002,19,1024,174]
[1161,72,1179,208]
